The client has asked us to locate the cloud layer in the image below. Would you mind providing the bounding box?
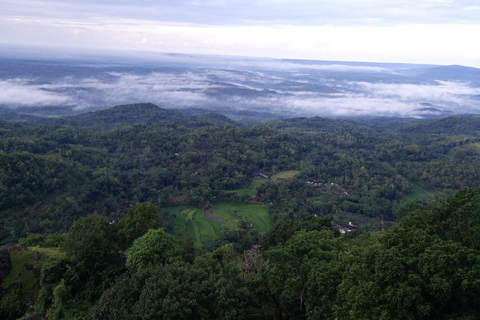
[1,57,480,118]
[1,0,480,67]
[2,0,480,26]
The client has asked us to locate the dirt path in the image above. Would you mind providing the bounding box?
[204,208,224,223]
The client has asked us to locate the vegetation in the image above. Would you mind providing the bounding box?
[272,170,301,181]
[1,248,45,319]
[167,203,271,246]
[3,103,480,318]
[17,187,477,320]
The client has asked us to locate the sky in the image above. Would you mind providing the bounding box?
[1,0,480,67]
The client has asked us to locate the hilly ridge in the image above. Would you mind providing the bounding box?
[394,115,480,136]
[0,103,240,130]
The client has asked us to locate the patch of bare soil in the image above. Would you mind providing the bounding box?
[203,209,223,223]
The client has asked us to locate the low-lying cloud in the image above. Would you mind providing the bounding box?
[0,79,74,107]
[1,59,480,119]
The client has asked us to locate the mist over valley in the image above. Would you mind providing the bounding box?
[2,51,480,122]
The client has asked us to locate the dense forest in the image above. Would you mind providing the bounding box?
[2,103,480,319]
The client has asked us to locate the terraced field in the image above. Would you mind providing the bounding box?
[272,170,300,181]
[166,203,272,244]
[225,178,269,197]
[211,203,271,234]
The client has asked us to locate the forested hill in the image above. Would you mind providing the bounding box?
[266,116,374,134]
[392,115,480,136]
[56,103,186,129]
[0,103,240,130]
[56,103,241,129]
[3,111,480,244]
[4,102,480,135]
[3,107,480,318]
[3,184,480,319]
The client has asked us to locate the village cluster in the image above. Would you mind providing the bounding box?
[306,180,350,196]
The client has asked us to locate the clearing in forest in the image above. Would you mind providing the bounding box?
[225,178,269,197]
[272,170,300,181]
[166,203,272,245]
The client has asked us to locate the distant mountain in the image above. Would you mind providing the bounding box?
[395,115,480,136]
[266,116,374,134]
[2,56,480,119]
[0,103,240,129]
[419,65,480,83]
[189,112,240,127]
[57,103,185,129]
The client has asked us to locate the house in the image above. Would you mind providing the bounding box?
[253,173,269,179]
[251,195,260,202]
[251,244,260,253]
[334,222,352,235]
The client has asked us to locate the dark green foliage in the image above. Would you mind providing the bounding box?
[267,116,374,134]
[4,107,480,318]
[61,215,114,266]
[4,110,480,243]
[336,188,480,320]
[261,215,335,251]
[0,248,46,320]
[36,257,68,313]
[262,229,338,320]
[125,229,180,271]
[2,187,478,320]
[87,252,268,320]
[113,202,159,249]
[31,103,240,130]
[18,232,66,248]
[0,152,83,209]
[396,115,480,136]
[36,216,125,319]
[206,219,261,252]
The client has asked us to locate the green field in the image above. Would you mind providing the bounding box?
[226,178,269,197]
[272,170,300,181]
[396,184,446,210]
[380,162,446,212]
[211,203,272,234]
[27,246,65,259]
[1,249,45,313]
[166,203,272,245]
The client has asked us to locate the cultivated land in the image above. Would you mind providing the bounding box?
[225,178,270,197]
[167,203,272,244]
[272,170,301,181]
[1,249,45,314]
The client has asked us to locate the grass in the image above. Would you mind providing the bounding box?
[1,249,46,313]
[166,202,273,245]
[211,203,272,234]
[396,184,446,210]
[169,206,222,244]
[380,161,446,212]
[247,179,269,196]
[272,170,300,181]
[2,250,43,289]
[27,246,65,259]
[225,178,269,197]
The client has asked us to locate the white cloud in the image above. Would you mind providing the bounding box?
[0,79,73,106]
[2,0,480,26]
[2,9,480,68]
[2,62,480,118]
[355,81,480,106]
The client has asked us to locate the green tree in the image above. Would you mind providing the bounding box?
[61,215,114,266]
[262,229,338,320]
[114,202,159,249]
[125,228,180,271]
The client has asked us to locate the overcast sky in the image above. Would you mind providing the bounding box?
[1,0,480,67]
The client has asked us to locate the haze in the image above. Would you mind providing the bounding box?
[1,0,480,67]
[1,1,480,119]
